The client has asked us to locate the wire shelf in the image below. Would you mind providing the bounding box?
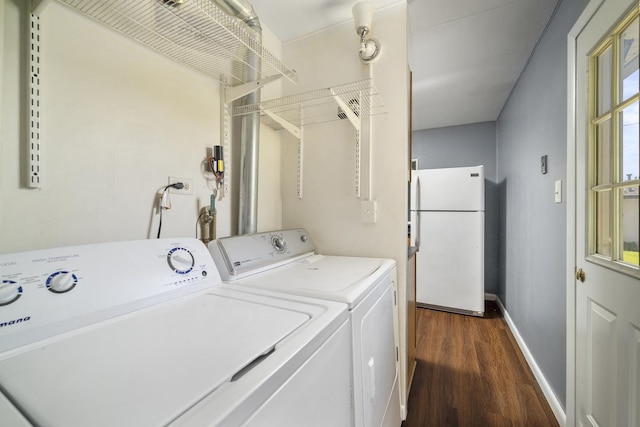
[232,79,386,130]
[56,0,297,86]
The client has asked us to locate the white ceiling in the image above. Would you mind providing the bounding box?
[249,0,559,131]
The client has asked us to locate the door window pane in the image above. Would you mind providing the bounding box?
[596,190,611,257]
[620,16,639,102]
[620,101,639,182]
[589,8,639,273]
[597,46,613,115]
[620,186,640,266]
[597,119,611,185]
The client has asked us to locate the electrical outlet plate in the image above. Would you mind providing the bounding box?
[168,176,193,195]
[361,200,377,223]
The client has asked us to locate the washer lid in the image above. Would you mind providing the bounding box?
[234,255,389,308]
[0,292,309,427]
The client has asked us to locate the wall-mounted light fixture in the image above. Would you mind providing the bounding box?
[352,2,381,63]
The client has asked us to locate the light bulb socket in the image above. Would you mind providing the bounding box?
[359,38,381,63]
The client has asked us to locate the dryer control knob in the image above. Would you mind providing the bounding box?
[47,271,78,293]
[300,234,308,243]
[0,280,22,305]
[167,247,194,274]
[271,236,286,252]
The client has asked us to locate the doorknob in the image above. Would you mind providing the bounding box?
[576,268,586,282]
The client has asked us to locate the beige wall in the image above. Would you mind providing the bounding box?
[0,0,283,253]
[280,2,410,414]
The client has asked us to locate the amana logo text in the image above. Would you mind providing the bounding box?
[0,316,31,328]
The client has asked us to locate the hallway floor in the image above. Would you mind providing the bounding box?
[402,301,559,427]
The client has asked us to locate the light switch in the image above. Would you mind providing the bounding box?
[555,180,562,203]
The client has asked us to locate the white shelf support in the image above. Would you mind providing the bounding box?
[28,9,42,188]
[220,82,230,198]
[261,108,304,199]
[355,129,361,198]
[224,75,284,103]
[333,94,361,130]
[262,109,301,139]
[297,127,304,199]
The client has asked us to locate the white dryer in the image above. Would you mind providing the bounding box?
[0,238,352,427]
[209,228,401,427]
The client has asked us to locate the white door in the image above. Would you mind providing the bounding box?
[573,1,639,426]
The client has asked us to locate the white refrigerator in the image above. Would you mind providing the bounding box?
[410,166,485,316]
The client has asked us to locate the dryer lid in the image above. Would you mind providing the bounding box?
[0,292,309,427]
[235,255,387,308]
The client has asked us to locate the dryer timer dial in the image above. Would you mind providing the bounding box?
[271,235,286,252]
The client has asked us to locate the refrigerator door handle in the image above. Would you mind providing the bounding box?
[415,213,420,249]
[415,177,421,249]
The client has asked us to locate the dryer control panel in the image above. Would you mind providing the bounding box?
[210,229,316,281]
[0,238,221,353]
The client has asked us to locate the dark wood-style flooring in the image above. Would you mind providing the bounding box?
[402,301,559,427]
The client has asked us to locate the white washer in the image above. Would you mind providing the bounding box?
[0,238,352,427]
[209,229,401,427]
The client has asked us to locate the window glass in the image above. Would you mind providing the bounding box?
[620,186,639,266]
[597,119,611,185]
[597,45,613,115]
[596,190,611,257]
[620,16,639,103]
[620,101,639,182]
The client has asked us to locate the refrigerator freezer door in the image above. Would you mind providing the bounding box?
[416,211,484,315]
[415,166,484,211]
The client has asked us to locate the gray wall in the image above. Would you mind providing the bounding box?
[412,122,498,295]
[496,0,589,409]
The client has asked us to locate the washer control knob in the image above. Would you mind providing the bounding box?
[300,234,308,243]
[47,271,78,294]
[167,248,194,274]
[0,280,22,306]
[271,235,286,252]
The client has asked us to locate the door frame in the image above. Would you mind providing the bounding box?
[566,1,605,426]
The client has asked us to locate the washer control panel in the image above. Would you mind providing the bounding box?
[0,238,220,353]
[210,228,316,281]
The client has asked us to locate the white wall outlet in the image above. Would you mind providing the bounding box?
[168,176,193,195]
[361,200,377,223]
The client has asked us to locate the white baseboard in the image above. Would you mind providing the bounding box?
[495,298,566,427]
